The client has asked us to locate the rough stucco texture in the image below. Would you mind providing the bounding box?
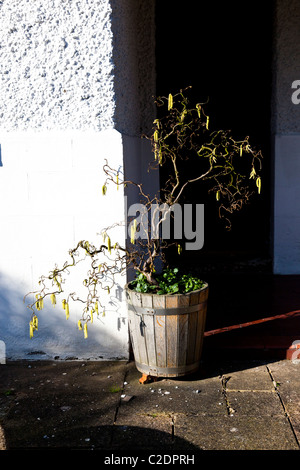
[0,0,115,131]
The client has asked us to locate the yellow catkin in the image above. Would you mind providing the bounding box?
[153,119,160,129]
[33,315,38,330]
[181,109,187,121]
[78,320,82,331]
[159,148,162,165]
[84,323,88,339]
[65,303,70,320]
[131,219,137,244]
[35,295,43,311]
[168,93,173,110]
[250,167,256,179]
[29,315,38,338]
[130,225,134,244]
[29,321,34,339]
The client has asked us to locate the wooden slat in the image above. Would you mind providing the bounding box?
[177,293,190,308]
[166,314,178,367]
[153,294,166,368]
[165,294,179,309]
[152,294,165,308]
[187,311,198,364]
[142,293,153,308]
[165,295,179,367]
[128,310,139,362]
[189,290,200,306]
[199,284,209,302]
[143,313,157,367]
[131,290,143,307]
[178,313,189,366]
[134,311,148,365]
[154,315,166,367]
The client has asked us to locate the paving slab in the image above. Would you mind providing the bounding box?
[0,360,126,449]
[267,360,300,444]
[0,359,299,452]
[119,362,226,416]
[222,362,275,391]
[174,414,298,450]
[226,390,283,417]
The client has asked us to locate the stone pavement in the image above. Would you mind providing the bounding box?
[0,359,300,455]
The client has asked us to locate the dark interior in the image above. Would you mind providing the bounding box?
[155,1,273,270]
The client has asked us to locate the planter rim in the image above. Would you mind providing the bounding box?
[124,280,208,297]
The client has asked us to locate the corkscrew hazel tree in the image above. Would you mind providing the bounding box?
[25,87,263,339]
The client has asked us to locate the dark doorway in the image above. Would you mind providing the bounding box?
[155,1,273,270]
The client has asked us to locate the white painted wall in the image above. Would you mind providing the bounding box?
[272,0,300,273]
[0,0,157,360]
[0,128,130,360]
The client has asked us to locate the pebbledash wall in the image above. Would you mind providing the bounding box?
[272,0,300,274]
[0,0,157,360]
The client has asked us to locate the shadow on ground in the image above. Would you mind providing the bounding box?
[0,360,201,451]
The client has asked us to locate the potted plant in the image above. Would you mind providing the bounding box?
[25,87,262,380]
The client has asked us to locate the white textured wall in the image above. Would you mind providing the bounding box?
[0,129,129,360]
[0,0,153,360]
[0,0,115,131]
[273,0,300,273]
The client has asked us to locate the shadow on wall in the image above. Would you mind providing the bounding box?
[110,0,156,138]
[0,270,129,361]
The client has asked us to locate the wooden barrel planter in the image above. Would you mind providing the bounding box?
[125,282,209,378]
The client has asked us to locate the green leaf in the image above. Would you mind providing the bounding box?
[130,269,203,295]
